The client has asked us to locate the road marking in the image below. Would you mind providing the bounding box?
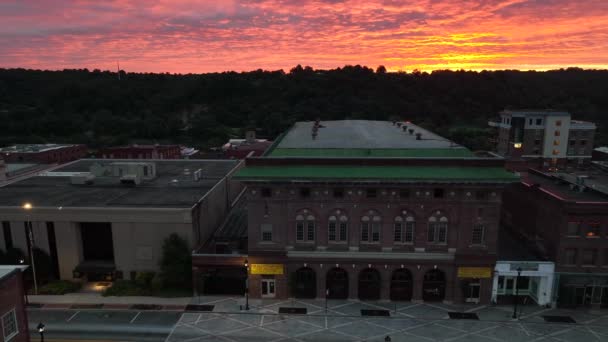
[66,311,80,322]
[129,311,141,324]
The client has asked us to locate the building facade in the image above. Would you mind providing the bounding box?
[0,144,87,164]
[98,144,181,159]
[0,159,243,283]
[491,110,596,170]
[223,120,519,304]
[0,266,29,342]
[502,168,608,308]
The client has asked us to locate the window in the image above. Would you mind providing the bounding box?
[472,224,485,245]
[296,214,315,242]
[333,188,344,198]
[143,166,149,176]
[534,139,540,145]
[2,221,12,249]
[475,191,487,200]
[394,215,415,243]
[582,249,597,266]
[366,189,377,198]
[1,309,18,342]
[605,249,608,266]
[554,130,560,137]
[529,118,533,125]
[553,140,560,146]
[328,214,348,242]
[399,189,409,198]
[261,224,273,242]
[433,188,444,198]
[565,249,577,265]
[261,188,272,197]
[556,120,562,126]
[300,188,311,198]
[567,221,580,236]
[569,140,576,146]
[361,213,381,243]
[428,213,448,244]
[585,223,600,237]
[580,140,587,146]
[536,118,542,125]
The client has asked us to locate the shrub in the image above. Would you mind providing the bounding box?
[38,280,82,295]
[102,280,152,297]
[159,234,192,289]
[135,271,155,288]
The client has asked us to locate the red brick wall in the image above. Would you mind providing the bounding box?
[0,271,29,342]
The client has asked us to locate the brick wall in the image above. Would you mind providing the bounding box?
[0,270,29,342]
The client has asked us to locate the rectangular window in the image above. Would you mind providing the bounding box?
[472,224,485,245]
[361,222,369,242]
[338,222,347,241]
[300,188,311,198]
[428,223,448,244]
[567,222,580,236]
[371,223,380,242]
[534,139,540,145]
[333,188,344,198]
[586,223,600,238]
[582,249,597,265]
[1,309,18,342]
[569,140,576,146]
[366,189,377,198]
[529,118,533,125]
[434,188,444,198]
[553,140,560,146]
[475,191,487,200]
[394,222,402,242]
[306,221,315,241]
[2,221,12,249]
[554,130,560,136]
[399,189,409,198]
[580,140,587,146]
[261,224,273,242]
[565,248,577,265]
[328,222,337,241]
[404,222,415,243]
[536,118,542,125]
[296,222,304,241]
[261,188,272,198]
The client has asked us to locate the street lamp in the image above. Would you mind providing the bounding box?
[19,258,29,305]
[244,259,249,311]
[37,322,45,342]
[23,202,38,295]
[512,267,522,319]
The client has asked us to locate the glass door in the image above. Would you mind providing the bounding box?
[261,279,276,298]
[465,283,481,303]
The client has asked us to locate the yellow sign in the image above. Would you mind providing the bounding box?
[250,264,284,275]
[457,267,492,278]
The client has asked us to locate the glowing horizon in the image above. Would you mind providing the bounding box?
[1,0,607,73]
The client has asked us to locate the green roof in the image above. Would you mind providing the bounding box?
[269,148,474,158]
[234,166,519,182]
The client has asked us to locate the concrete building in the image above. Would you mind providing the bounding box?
[0,266,29,342]
[195,120,519,304]
[502,166,608,308]
[0,159,242,283]
[98,144,181,160]
[0,144,87,164]
[222,130,273,159]
[490,110,596,170]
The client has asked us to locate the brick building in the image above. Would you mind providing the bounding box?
[501,167,608,308]
[195,120,519,304]
[222,130,273,159]
[98,144,181,159]
[0,144,87,164]
[0,266,29,342]
[490,110,596,171]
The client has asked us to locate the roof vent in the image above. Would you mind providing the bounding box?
[402,125,408,132]
[408,128,414,135]
[70,172,95,185]
[120,174,141,186]
[193,169,203,181]
[416,133,422,140]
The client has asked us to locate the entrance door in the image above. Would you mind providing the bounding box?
[358,268,381,300]
[326,268,349,299]
[261,279,276,298]
[423,269,446,302]
[602,287,608,308]
[465,283,481,303]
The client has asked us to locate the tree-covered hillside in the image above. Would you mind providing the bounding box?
[0,66,606,150]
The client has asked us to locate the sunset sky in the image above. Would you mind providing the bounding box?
[1,0,607,73]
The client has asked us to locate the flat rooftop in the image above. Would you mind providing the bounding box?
[501,110,570,117]
[0,159,238,208]
[523,168,608,202]
[0,265,28,282]
[0,144,81,153]
[269,120,472,158]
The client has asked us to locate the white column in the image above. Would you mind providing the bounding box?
[491,272,499,304]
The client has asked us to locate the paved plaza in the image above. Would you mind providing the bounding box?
[168,297,608,342]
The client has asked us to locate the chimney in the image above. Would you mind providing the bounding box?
[245,129,256,144]
[396,122,402,128]
[416,133,422,140]
[402,125,408,132]
[408,129,414,135]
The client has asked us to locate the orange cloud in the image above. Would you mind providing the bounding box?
[0,0,607,72]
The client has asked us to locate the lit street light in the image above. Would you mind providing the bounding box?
[23,202,38,295]
[37,322,45,342]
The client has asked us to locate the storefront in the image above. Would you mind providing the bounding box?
[554,273,608,308]
[492,261,555,306]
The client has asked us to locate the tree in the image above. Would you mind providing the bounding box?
[376,65,387,74]
[159,233,192,289]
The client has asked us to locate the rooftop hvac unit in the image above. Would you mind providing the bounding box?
[408,129,414,135]
[416,133,422,140]
[193,169,203,181]
[70,172,95,185]
[402,125,408,132]
[120,174,141,186]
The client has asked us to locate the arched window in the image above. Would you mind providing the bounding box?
[328,212,348,242]
[428,211,448,244]
[394,211,415,243]
[361,211,381,243]
[472,215,485,245]
[296,211,315,242]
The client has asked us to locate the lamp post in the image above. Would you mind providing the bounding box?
[512,267,522,319]
[325,288,329,313]
[244,259,249,311]
[19,258,29,305]
[37,322,45,342]
[23,202,38,295]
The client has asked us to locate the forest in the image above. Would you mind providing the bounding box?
[0,66,606,151]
